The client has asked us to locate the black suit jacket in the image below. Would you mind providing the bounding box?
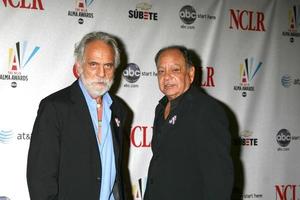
[27,80,127,200]
[144,86,233,200]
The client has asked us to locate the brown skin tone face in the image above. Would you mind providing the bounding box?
[156,48,195,101]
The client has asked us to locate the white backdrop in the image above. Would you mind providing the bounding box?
[1,0,300,199]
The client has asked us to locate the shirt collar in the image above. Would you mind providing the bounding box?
[159,86,192,111]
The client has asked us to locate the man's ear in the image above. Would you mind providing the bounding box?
[189,66,195,83]
[73,62,81,79]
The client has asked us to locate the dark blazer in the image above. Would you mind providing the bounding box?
[144,86,233,200]
[27,80,127,200]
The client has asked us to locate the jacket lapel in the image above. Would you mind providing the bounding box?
[152,88,194,153]
[110,100,122,170]
[69,81,122,173]
[70,80,101,165]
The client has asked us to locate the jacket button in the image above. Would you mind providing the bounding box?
[97,177,101,181]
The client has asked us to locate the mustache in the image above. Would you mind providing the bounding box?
[91,79,110,84]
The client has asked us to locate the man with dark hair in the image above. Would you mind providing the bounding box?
[144,46,233,199]
[27,31,128,200]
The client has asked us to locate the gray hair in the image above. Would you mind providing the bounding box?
[74,31,120,67]
[155,45,193,68]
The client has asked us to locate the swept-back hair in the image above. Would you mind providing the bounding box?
[74,31,120,67]
[154,45,193,68]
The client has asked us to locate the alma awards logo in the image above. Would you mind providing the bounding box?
[282,5,300,43]
[0,41,40,88]
[132,177,147,200]
[233,57,262,97]
[67,0,94,24]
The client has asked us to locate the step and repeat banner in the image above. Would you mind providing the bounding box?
[1,0,300,199]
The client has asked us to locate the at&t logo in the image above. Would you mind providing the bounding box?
[0,41,40,88]
[0,197,11,200]
[275,184,300,200]
[0,130,13,144]
[281,74,292,88]
[233,57,262,97]
[281,74,300,88]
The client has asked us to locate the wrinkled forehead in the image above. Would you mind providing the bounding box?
[157,49,186,68]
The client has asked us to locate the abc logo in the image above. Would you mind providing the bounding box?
[123,63,141,83]
[11,81,17,88]
[78,18,84,24]
[179,5,197,25]
[276,129,291,147]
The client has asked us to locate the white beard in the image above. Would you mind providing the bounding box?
[80,73,113,98]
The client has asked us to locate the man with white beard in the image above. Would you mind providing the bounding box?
[27,31,129,200]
